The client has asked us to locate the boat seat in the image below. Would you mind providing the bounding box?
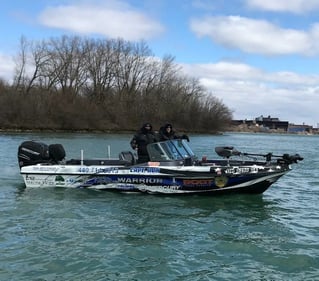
[119,151,135,165]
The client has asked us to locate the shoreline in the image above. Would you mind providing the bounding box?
[1,127,317,135]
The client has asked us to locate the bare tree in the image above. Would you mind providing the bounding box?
[45,36,88,96]
[5,35,233,132]
[13,36,29,92]
[112,39,153,97]
[83,38,118,102]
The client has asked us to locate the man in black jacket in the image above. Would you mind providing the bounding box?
[158,123,189,142]
[130,123,158,163]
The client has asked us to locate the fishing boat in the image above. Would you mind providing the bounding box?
[17,139,303,195]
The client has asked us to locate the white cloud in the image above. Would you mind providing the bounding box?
[190,15,319,55]
[181,61,319,126]
[38,2,164,41]
[0,53,15,82]
[246,0,319,14]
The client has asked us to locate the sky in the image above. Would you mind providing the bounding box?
[1,0,319,127]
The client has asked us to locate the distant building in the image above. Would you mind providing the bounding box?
[231,115,307,132]
[287,124,313,134]
[232,115,289,131]
[232,115,317,134]
[255,115,289,131]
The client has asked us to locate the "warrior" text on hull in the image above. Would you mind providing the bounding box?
[118,177,163,184]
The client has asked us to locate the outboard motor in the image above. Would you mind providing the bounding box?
[18,141,66,168]
[18,141,50,168]
[49,144,66,163]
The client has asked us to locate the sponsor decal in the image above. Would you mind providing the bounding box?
[129,167,160,173]
[84,177,113,185]
[116,184,136,191]
[214,176,228,188]
[183,179,214,187]
[225,166,259,174]
[160,185,180,190]
[25,175,55,186]
[65,178,77,184]
[55,175,65,182]
[92,167,119,173]
[31,166,58,172]
[78,167,119,173]
[78,167,90,173]
[140,185,181,193]
[55,175,65,186]
[148,162,160,166]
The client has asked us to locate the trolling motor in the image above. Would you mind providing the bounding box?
[215,146,241,158]
[215,146,303,164]
[280,153,303,164]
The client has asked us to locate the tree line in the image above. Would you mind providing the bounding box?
[0,35,232,133]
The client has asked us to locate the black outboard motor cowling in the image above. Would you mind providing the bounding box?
[49,144,66,163]
[18,141,50,168]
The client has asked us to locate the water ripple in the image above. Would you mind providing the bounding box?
[1,133,319,280]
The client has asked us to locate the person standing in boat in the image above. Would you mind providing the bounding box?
[130,123,158,163]
[158,123,190,142]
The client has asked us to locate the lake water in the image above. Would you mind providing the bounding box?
[0,132,318,280]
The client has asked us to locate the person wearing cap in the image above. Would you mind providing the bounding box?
[158,123,190,142]
[130,123,158,163]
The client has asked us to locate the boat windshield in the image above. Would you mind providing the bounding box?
[147,139,195,161]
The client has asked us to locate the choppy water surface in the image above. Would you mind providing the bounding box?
[0,132,318,280]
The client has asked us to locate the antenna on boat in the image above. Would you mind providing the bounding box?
[107,145,111,159]
[81,149,84,165]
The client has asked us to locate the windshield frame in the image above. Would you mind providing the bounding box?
[147,139,195,161]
